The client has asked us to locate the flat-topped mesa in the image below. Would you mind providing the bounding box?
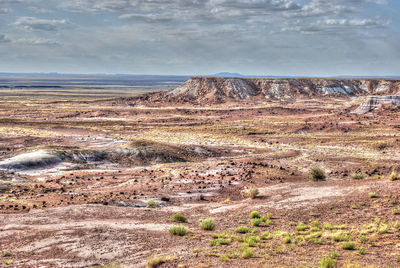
[164,77,400,104]
[352,96,400,114]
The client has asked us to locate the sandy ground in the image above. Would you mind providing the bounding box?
[0,89,399,267]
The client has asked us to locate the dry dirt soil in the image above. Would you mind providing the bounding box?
[0,89,400,268]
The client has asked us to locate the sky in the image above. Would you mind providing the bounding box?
[0,0,399,76]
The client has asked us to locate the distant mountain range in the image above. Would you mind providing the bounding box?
[0,72,399,80]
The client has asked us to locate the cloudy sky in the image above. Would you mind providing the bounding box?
[0,0,399,76]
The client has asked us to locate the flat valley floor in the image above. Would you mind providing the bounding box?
[0,88,400,267]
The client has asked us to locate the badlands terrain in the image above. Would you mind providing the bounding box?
[0,77,400,267]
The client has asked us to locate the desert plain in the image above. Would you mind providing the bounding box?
[0,77,399,268]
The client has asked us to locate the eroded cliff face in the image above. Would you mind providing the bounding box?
[352,96,400,114]
[164,77,400,103]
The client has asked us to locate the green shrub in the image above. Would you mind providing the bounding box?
[351,172,365,180]
[169,225,188,236]
[358,247,366,255]
[389,171,400,181]
[251,218,263,227]
[265,219,273,226]
[296,222,307,232]
[146,199,159,208]
[247,187,259,199]
[392,209,399,215]
[319,257,337,268]
[246,236,260,247]
[378,225,388,234]
[328,252,339,259]
[170,214,187,223]
[332,231,351,242]
[201,218,215,231]
[267,212,273,219]
[147,255,177,268]
[1,252,11,257]
[309,167,326,181]
[210,237,231,246]
[235,226,252,234]
[220,254,230,262]
[250,211,260,219]
[241,248,253,259]
[369,192,377,198]
[260,231,272,240]
[311,220,322,229]
[3,260,13,265]
[341,241,356,250]
[283,236,292,244]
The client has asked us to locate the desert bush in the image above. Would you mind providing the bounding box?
[392,209,399,215]
[235,226,252,234]
[241,248,253,259]
[170,214,187,223]
[251,218,263,227]
[389,171,400,181]
[1,252,11,257]
[267,212,273,219]
[309,167,326,181]
[351,172,365,180]
[283,235,292,244]
[368,192,377,198]
[147,255,177,268]
[378,225,388,234]
[319,257,337,268]
[296,222,307,232]
[246,235,260,247]
[210,237,231,246]
[260,231,273,240]
[146,199,159,208]
[358,247,366,255]
[201,218,215,231]
[311,220,322,229]
[169,225,188,236]
[3,260,13,265]
[341,241,356,250]
[246,187,259,199]
[250,211,260,218]
[328,252,339,259]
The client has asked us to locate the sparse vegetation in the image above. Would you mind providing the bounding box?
[309,167,326,181]
[241,248,253,259]
[369,192,377,198]
[1,252,11,257]
[246,187,259,199]
[2,260,13,265]
[147,255,177,268]
[201,218,215,231]
[169,225,188,236]
[283,235,291,244]
[389,171,400,181]
[341,241,356,250]
[146,199,159,208]
[251,218,263,227]
[296,222,307,232]
[170,214,187,223]
[235,226,252,234]
[351,172,365,180]
[319,257,337,268]
[250,211,260,219]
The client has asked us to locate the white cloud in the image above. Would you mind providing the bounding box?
[0,7,11,14]
[13,16,71,31]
